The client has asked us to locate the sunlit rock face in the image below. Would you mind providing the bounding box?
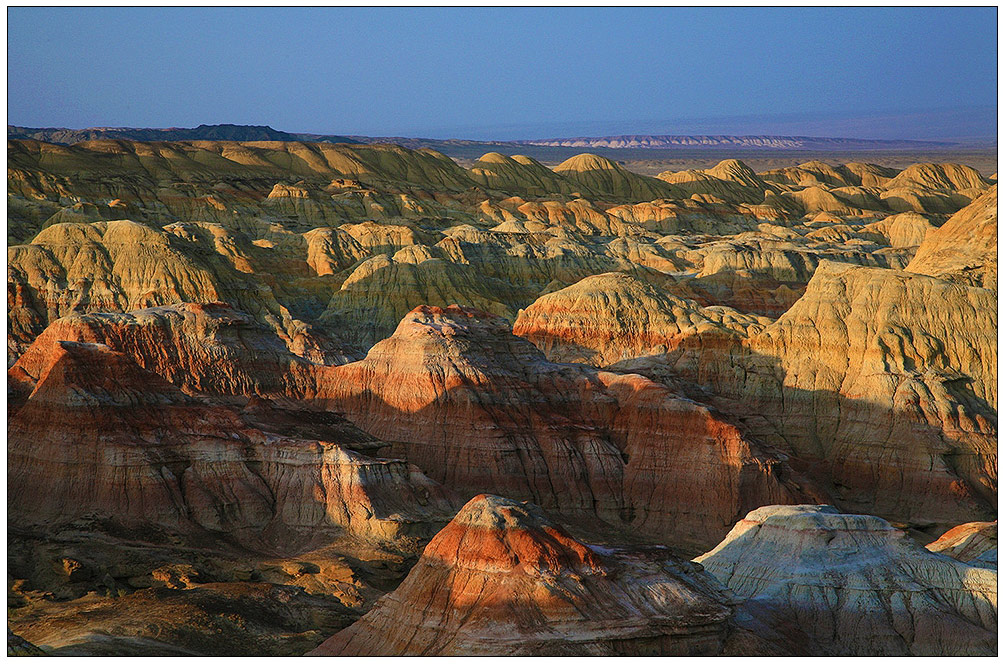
[310,494,742,656]
[695,505,998,656]
[8,302,325,404]
[314,304,813,551]
[906,185,997,288]
[927,521,998,569]
[513,270,770,367]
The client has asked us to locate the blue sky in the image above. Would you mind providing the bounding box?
[7,7,998,140]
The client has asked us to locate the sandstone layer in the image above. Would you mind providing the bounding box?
[906,185,997,288]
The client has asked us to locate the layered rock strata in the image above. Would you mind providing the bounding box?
[311,494,739,655]
[8,339,457,551]
[316,304,812,550]
[516,258,997,530]
[695,505,998,656]
[927,521,998,569]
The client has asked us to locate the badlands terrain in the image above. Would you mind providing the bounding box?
[6,136,998,655]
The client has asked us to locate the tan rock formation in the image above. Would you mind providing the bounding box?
[862,211,936,248]
[6,219,337,363]
[783,185,863,216]
[727,262,996,525]
[10,138,478,190]
[843,162,899,187]
[321,250,515,348]
[884,162,991,193]
[906,185,997,288]
[657,159,770,204]
[553,153,680,202]
[469,152,584,197]
[513,271,769,366]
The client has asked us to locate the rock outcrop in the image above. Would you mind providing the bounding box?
[316,304,811,550]
[8,339,457,551]
[7,629,45,656]
[311,494,738,655]
[513,271,769,367]
[321,248,515,349]
[469,152,584,197]
[728,262,996,525]
[517,260,997,530]
[9,303,324,405]
[906,185,997,288]
[657,159,771,204]
[553,154,679,202]
[927,521,998,569]
[6,219,347,363]
[862,211,935,248]
[696,505,998,656]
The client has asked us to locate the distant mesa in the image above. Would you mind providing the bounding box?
[8,124,962,151]
[517,134,958,150]
[7,123,360,145]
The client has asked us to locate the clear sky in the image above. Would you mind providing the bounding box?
[7,7,998,140]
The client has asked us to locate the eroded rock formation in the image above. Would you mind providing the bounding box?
[517,258,997,531]
[695,505,998,656]
[8,339,457,551]
[927,521,998,569]
[316,304,811,550]
[7,137,996,656]
[311,494,741,655]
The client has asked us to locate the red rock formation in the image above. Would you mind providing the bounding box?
[310,494,737,655]
[927,521,998,568]
[316,304,812,550]
[513,271,769,366]
[8,340,456,551]
[515,260,997,532]
[9,302,322,405]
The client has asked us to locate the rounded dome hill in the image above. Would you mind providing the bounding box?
[553,152,620,173]
[476,151,513,165]
[553,153,680,202]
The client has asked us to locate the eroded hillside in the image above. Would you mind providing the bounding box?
[7,138,997,655]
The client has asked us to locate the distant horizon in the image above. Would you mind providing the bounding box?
[8,105,998,145]
[8,7,997,143]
